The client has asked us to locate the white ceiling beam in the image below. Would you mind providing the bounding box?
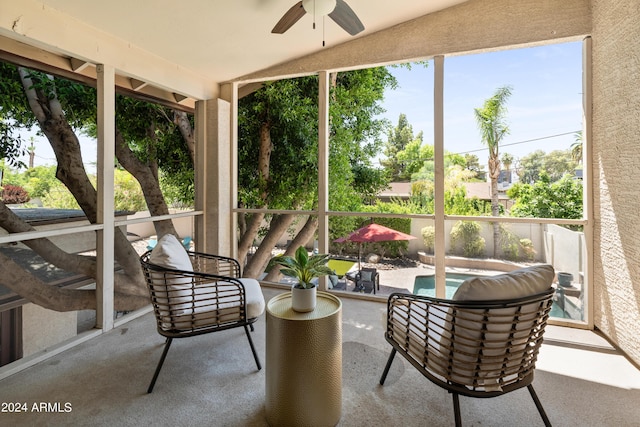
[0,0,215,100]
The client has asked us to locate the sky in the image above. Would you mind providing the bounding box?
[16,40,583,174]
[376,40,584,167]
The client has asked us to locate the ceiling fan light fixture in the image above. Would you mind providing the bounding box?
[302,0,337,16]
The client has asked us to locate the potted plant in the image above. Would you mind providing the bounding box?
[269,245,334,312]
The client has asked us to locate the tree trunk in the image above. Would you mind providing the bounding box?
[243,214,295,278]
[173,110,195,164]
[238,121,273,265]
[488,154,501,258]
[15,68,148,304]
[237,212,265,267]
[0,252,148,311]
[115,129,176,238]
[0,68,182,312]
[263,215,318,282]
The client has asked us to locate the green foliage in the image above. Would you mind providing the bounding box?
[0,121,26,168]
[499,224,521,261]
[114,169,147,212]
[3,165,58,198]
[463,154,485,180]
[507,171,583,221]
[238,68,396,217]
[498,225,537,261]
[1,62,195,214]
[1,184,29,204]
[382,114,425,181]
[409,164,493,216]
[267,246,334,289]
[8,166,147,212]
[519,238,536,261]
[518,149,578,184]
[450,221,486,258]
[474,86,512,157]
[421,226,435,254]
[42,181,81,209]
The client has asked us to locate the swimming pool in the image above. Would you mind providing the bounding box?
[412,273,481,299]
[412,273,572,319]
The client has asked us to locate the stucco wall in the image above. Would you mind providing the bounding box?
[591,0,640,366]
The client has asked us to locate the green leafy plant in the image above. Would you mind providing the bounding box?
[499,225,520,261]
[450,220,485,258]
[268,246,334,289]
[421,225,435,254]
[519,238,536,261]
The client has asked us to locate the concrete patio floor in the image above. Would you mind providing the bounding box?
[0,287,639,426]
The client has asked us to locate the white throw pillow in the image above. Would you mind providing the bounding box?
[148,234,194,318]
[148,234,193,273]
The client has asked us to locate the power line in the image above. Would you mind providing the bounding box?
[377,130,580,165]
[449,131,579,157]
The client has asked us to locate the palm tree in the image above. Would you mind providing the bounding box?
[571,130,583,164]
[501,152,514,172]
[474,85,512,258]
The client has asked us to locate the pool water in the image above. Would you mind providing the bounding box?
[412,273,570,319]
[412,273,480,299]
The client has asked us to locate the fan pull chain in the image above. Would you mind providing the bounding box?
[323,15,326,47]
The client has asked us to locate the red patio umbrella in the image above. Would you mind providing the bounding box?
[334,223,416,269]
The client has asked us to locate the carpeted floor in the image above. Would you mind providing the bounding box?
[1,288,639,426]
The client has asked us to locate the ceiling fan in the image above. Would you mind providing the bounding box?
[272,0,365,36]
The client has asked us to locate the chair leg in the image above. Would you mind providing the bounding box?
[244,325,261,370]
[148,337,173,393]
[528,384,552,427]
[452,392,462,427]
[379,348,397,385]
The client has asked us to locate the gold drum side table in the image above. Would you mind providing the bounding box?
[265,291,342,427]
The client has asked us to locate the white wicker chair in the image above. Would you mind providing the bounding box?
[140,244,264,393]
[380,266,555,426]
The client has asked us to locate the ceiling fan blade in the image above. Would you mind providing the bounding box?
[272,1,306,34]
[328,0,364,36]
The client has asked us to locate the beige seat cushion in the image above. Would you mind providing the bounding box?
[167,278,265,330]
[148,235,265,328]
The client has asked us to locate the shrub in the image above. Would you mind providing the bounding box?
[499,225,537,262]
[519,238,536,261]
[450,220,485,258]
[1,184,30,204]
[421,225,435,254]
[499,225,520,261]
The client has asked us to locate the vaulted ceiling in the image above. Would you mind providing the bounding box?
[37,0,468,82]
[0,0,469,105]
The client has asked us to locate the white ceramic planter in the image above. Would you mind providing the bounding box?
[291,285,317,312]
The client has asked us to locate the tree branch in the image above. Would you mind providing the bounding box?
[114,129,176,238]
